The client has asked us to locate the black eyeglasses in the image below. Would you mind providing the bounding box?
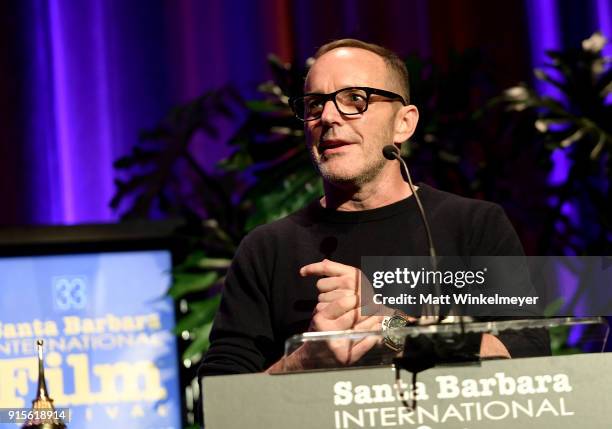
[289,86,407,121]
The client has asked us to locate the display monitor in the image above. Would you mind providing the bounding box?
[0,222,183,429]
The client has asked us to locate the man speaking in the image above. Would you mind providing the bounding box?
[200,39,549,376]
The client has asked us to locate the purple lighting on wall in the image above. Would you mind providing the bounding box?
[525,0,571,185]
[48,1,74,223]
[28,2,177,225]
[47,1,117,224]
[596,0,612,57]
[29,1,61,224]
[525,0,584,344]
[596,0,612,105]
[525,0,562,97]
[90,0,114,224]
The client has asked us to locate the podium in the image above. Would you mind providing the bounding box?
[203,317,609,428]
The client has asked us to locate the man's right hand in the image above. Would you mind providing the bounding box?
[301,258,385,331]
[266,259,390,373]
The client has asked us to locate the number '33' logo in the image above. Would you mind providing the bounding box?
[52,276,88,310]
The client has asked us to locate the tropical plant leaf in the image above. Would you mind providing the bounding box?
[173,295,221,334]
[182,322,213,362]
[168,272,220,299]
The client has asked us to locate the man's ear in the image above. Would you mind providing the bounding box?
[393,105,419,143]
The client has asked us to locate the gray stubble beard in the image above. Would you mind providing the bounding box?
[314,151,387,188]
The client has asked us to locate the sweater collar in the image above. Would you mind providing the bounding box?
[308,183,430,224]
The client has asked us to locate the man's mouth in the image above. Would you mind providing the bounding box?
[319,140,354,155]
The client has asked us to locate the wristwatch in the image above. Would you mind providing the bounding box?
[381,310,414,352]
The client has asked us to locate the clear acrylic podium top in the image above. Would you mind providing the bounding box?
[278,317,609,374]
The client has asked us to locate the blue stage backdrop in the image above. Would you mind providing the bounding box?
[0,250,182,429]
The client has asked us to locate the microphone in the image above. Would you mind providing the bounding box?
[382,145,399,161]
[383,146,481,411]
[382,145,440,322]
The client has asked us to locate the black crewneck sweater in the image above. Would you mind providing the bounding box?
[200,184,549,376]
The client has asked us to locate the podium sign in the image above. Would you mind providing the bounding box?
[204,353,612,428]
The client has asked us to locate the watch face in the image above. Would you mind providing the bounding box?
[388,315,409,328]
[383,315,409,352]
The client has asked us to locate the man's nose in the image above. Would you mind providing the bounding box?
[320,99,342,124]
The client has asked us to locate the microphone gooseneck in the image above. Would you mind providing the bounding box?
[383,145,481,412]
[382,145,440,323]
